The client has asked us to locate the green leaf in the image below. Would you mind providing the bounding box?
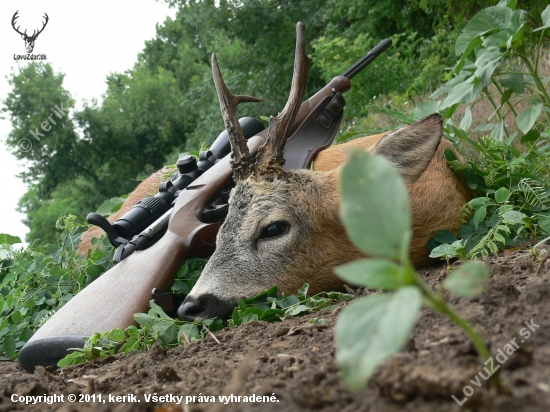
[0,234,22,245]
[460,105,473,131]
[501,210,527,225]
[533,5,550,32]
[334,259,403,290]
[106,328,126,342]
[500,73,524,94]
[538,217,550,234]
[297,283,309,299]
[434,230,459,244]
[287,304,311,316]
[521,129,540,143]
[340,150,411,260]
[443,262,490,298]
[494,187,510,203]
[3,335,16,359]
[429,241,463,259]
[179,323,200,340]
[411,102,440,121]
[517,104,543,134]
[335,287,422,393]
[96,197,126,216]
[474,206,487,228]
[57,351,86,368]
[242,307,263,323]
[490,121,505,141]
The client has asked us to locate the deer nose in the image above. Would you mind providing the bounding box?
[177,294,237,321]
[177,299,200,321]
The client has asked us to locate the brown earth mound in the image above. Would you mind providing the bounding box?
[1,245,550,412]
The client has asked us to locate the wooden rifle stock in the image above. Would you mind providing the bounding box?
[18,75,351,372]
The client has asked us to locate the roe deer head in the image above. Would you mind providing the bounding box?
[177,23,470,321]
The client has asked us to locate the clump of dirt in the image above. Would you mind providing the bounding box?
[2,246,550,412]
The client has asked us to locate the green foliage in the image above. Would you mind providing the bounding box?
[0,217,114,360]
[335,150,492,393]
[228,284,354,327]
[57,303,224,368]
[346,3,550,261]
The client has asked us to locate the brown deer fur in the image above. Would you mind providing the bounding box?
[78,133,468,266]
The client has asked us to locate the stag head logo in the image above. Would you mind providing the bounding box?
[11,11,49,53]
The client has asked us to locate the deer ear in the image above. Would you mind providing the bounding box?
[370,113,443,184]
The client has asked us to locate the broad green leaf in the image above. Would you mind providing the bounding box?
[460,105,473,131]
[287,304,311,316]
[433,230,459,244]
[474,206,487,228]
[297,283,309,299]
[335,287,422,393]
[3,335,16,359]
[411,102,440,121]
[517,104,543,134]
[533,5,550,32]
[439,81,479,110]
[521,129,540,143]
[340,150,411,260]
[429,241,463,259]
[455,36,482,74]
[0,234,22,245]
[501,210,527,225]
[242,307,263,323]
[490,121,505,141]
[106,328,126,342]
[57,351,86,368]
[334,259,403,290]
[149,301,172,320]
[495,187,510,203]
[500,73,524,94]
[538,217,550,234]
[0,248,9,260]
[96,197,126,216]
[443,262,489,298]
[179,323,200,340]
[459,225,474,239]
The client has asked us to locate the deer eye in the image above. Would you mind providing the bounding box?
[260,221,289,239]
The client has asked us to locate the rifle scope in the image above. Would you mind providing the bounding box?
[88,117,265,246]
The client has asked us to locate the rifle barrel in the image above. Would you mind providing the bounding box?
[340,38,392,80]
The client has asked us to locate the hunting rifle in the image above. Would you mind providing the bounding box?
[18,36,392,372]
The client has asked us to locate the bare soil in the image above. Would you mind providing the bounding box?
[2,245,550,412]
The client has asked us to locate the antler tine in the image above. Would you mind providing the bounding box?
[253,22,312,180]
[11,11,25,36]
[211,53,261,181]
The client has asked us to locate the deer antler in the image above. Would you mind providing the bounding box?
[211,53,262,181]
[252,22,311,180]
[11,11,26,37]
[11,11,49,40]
[31,13,49,39]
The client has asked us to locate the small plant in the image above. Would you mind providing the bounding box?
[0,216,114,360]
[334,150,493,393]
[57,301,224,367]
[228,284,354,326]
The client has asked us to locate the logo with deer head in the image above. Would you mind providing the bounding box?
[11,11,49,53]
